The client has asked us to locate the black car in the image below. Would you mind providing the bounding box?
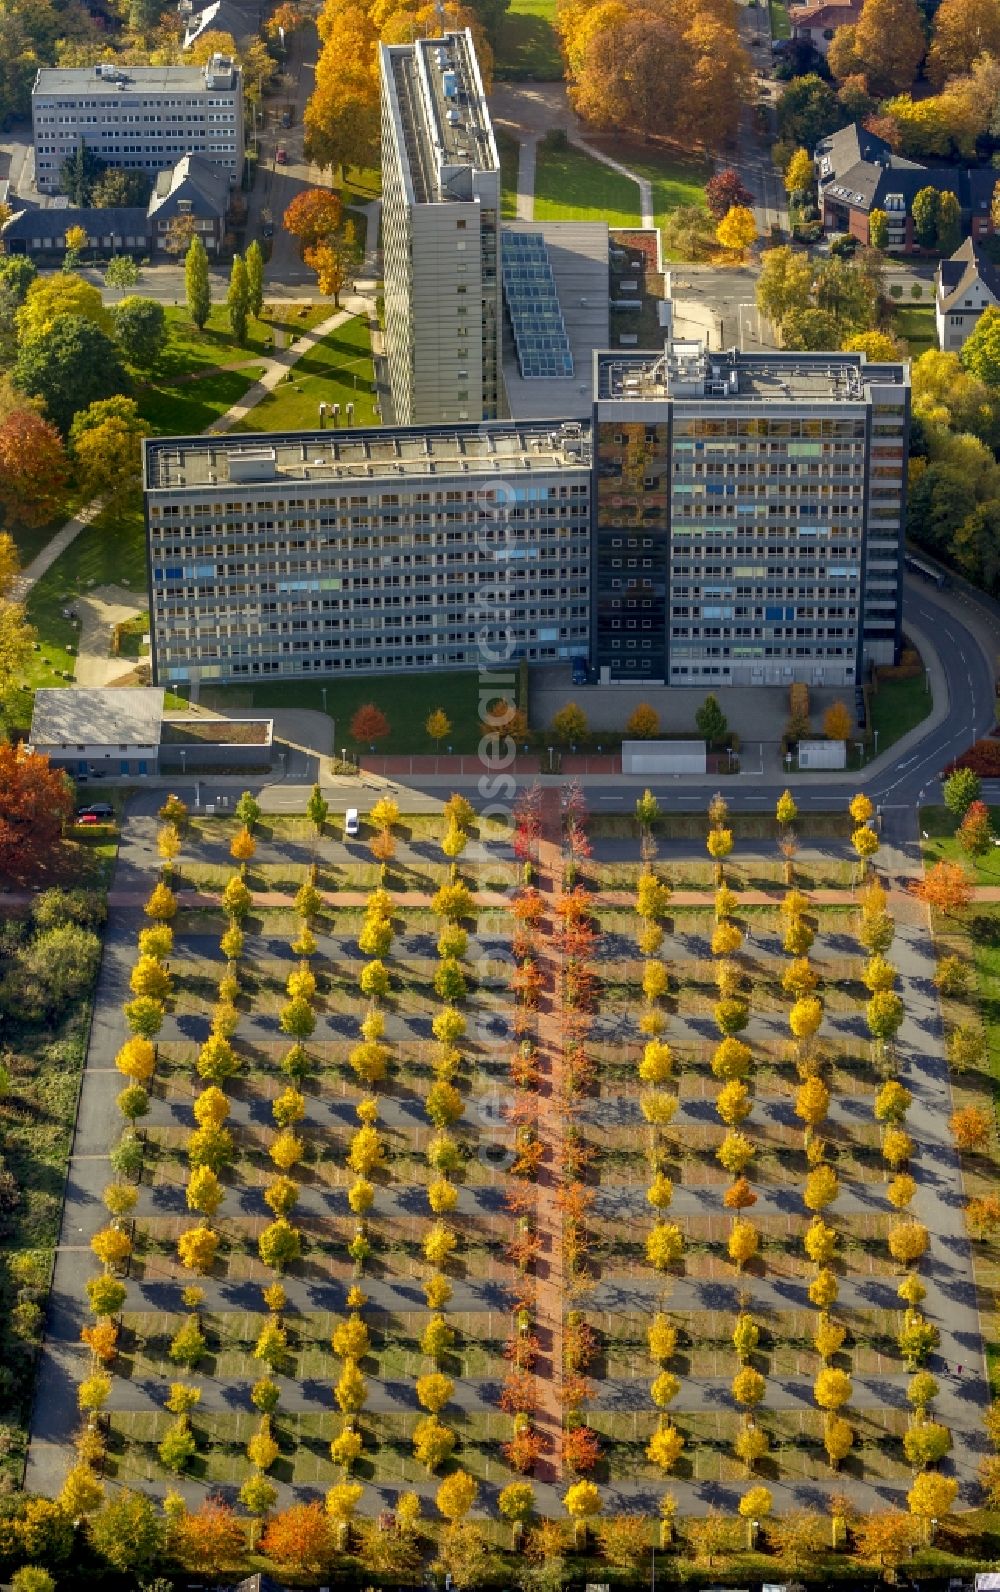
[78,803,114,819]
[572,657,589,686]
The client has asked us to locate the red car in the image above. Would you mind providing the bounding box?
[276,145,288,165]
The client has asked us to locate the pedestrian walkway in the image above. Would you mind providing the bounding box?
[206,293,375,433]
[10,499,104,602]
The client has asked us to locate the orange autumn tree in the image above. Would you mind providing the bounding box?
[306,0,493,173]
[282,188,343,255]
[909,861,972,915]
[261,1500,337,1575]
[556,0,751,149]
[173,1497,248,1576]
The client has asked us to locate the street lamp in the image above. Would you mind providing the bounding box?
[873,728,880,757]
[321,687,327,713]
[179,748,186,778]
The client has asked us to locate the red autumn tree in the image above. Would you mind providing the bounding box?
[0,407,70,528]
[503,1426,546,1472]
[349,702,390,745]
[909,861,972,916]
[0,745,74,883]
[706,168,754,219]
[562,1424,601,1472]
[260,1501,337,1575]
[957,800,992,856]
[499,1370,536,1413]
[282,187,344,254]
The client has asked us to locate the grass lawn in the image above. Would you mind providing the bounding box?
[920,804,1000,884]
[870,671,932,749]
[769,0,791,38]
[193,669,485,752]
[225,314,376,434]
[893,303,936,357]
[587,135,710,231]
[496,127,521,220]
[496,0,562,79]
[534,132,641,226]
[137,367,265,437]
[0,498,151,739]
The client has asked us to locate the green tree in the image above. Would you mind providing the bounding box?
[185,236,211,330]
[937,190,961,253]
[943,767,981,818]
[307,784,329,834]
[912,187,941,249]
[88,1488,164,1573]
[776,74,841,149]
[111,296,166,370]
[235,791,262,830]
[69,395,151,501]
[14,317,128,437]
[228,254,249,346]
[962,303,1000,386]
[695,694,728,745]
[104,256,140,291]
[60,138,105,204]
[245,239,264,319]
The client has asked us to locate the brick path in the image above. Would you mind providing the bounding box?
[532,788,565,1483]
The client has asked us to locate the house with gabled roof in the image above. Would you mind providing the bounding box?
[815,121,996,252]
[936,237,1000,350]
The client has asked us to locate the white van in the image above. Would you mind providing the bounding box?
[345,807,360,837]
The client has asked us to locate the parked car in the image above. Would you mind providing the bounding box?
[281,107,292,128]
[78,803,114,820]
[276,145,288,164]
[261,208,274,239]
[572,656,589,686]
[345,807,360,837]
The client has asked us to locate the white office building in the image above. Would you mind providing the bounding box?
[380,30,501,425]
[32,56,244,194]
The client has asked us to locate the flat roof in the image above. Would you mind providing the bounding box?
[503,221,610,422]
[382,30,497,205]
[33,63,234,94]
[144,423,591,491]
[595,343,907,402]
[30,688,165,747]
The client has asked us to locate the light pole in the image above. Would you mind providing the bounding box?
[321,687,327,713]
[873,727,880,757]
[180,748,186,780]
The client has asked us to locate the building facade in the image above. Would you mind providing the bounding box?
[592,343,909,686]
[32,56,244,194]
[143,425,591,685]
[380,31,501,426]
[143,342,908,690]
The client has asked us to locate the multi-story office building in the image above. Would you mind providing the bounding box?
[592,342,908,686]
[32,56,244,194]
[143,425,591,685]
[143,340,908,690]
[380,30,501,425]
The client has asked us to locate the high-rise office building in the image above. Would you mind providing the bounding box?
[379,30,501,425]
[143,341,908,690]
[592,342,909,686]
[32,56,244,194]
[143,424,591,685]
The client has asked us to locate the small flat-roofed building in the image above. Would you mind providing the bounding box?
[29,688,164,776]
